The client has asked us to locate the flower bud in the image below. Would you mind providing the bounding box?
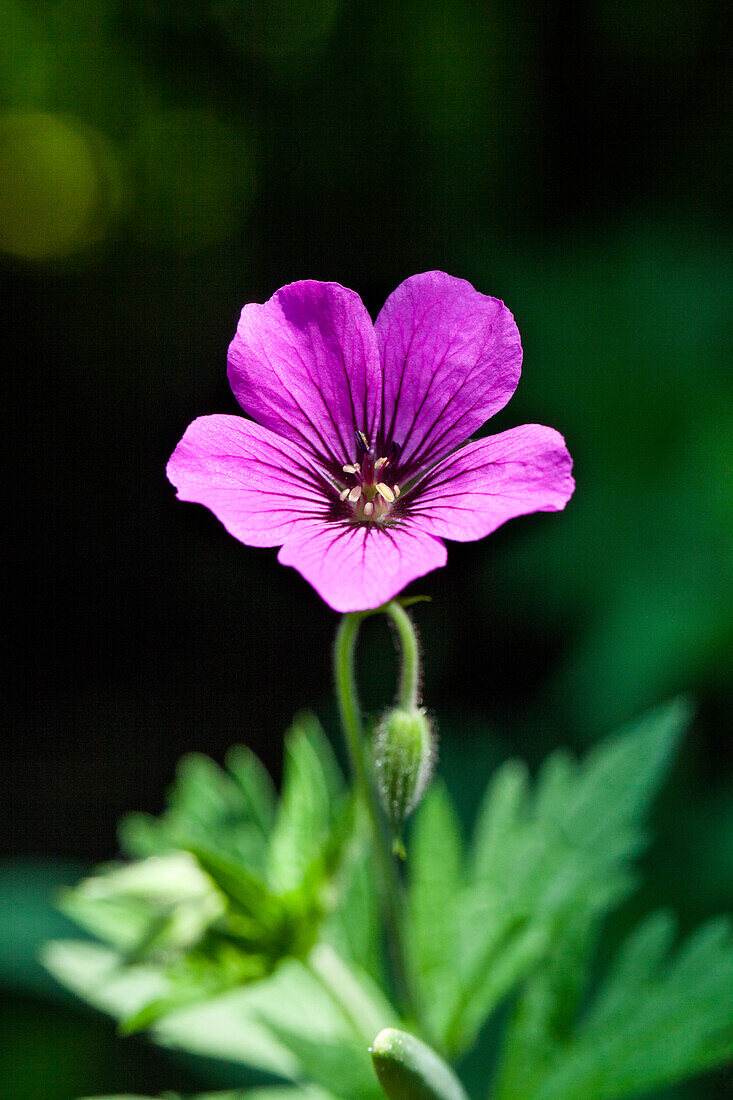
[371,1027,469,1100]
[373,706,435,839]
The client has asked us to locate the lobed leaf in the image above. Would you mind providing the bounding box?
[523,914,733,1100]
[407,699,690,1056]
[493,882,628,1099]
[267,713,343,895]
[58,852,225,957]
[42,940,371,1084]
[55,712,358,1033]
[406,781,463,1041]
[323,825,382,981]
[120,747,276,872]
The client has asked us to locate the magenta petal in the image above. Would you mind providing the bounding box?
[166,415,330,547]
[407,424,575,541]
[228,280,382,468]
[374,271,523,472]
[277,520,447,612]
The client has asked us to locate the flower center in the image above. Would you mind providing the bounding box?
[338,449,401,523]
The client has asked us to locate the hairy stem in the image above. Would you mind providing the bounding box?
[384,600,421,710]
[334,611,419,1023]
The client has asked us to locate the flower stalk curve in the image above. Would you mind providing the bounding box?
[333,609,419,1023]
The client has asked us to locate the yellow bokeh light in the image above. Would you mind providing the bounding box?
[0,110,121,262]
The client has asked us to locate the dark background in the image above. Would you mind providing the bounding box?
[2,1,731,1096]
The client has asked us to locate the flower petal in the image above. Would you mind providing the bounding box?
[277,519,447,612]
[405,424,574,541]
[166,414,331,547]
[374,271,522,473]
[228,280,382,469]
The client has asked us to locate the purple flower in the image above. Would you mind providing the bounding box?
[167,272,574,612]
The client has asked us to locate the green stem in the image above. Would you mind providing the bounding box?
[384,601,421,710]
[334,611,418,1023]
[306,943,387,1045]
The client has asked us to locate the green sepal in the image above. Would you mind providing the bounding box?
[370,1028,469,1100]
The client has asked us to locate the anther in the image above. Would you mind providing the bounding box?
[339,488,350,501]
[375,457,388,472]
[393,484,401,499]
[348,486,362,503]
[342,463,360,474]
[376,483,395,503]
[363,502,374,517]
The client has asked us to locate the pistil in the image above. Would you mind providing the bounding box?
[339,442,401,524]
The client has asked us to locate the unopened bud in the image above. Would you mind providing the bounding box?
[371,1027,469,1100]
[374,706,435,840]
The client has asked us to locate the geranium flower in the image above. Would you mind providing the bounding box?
[167,272,574,612]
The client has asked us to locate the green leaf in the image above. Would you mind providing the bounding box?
[548,697,690,848]
[42,939,294,1077]
[323,823,382,981]
[251,946,395,1100]
[469,759,530,882]
[267,713,343,895]
[188,847,282,930]
[523,914,733,1100]
[407,700,689,1056]
[370,1028,469,1100]
[120,748,276,872]
[305,942,398,1045]
[42,940,171,1022]
[263,1026,381,1100]
[58,853,225,956]
[53,717,359,1041]
[226,745,278,837]
[42,940,370,1087]
[406,782,463,1041]
[82,1092,335,1100]
[152,956,351,1076]
[493,882,628,1099]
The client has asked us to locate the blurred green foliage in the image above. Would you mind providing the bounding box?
[38,700,733,1099]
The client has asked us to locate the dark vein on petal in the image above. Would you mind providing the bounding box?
[408,394,491,470]
[286,341,351,463]
[385,322,419,446]
[207,452,327,499]
[326,311,360,451]
[255,336,344,467]
[396,328,464,463]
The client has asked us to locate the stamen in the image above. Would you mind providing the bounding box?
[342,463,360,474]
[348,486,362,503]
[376,482,395,503]
[339,488,349,501]
[363,501,374,517]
